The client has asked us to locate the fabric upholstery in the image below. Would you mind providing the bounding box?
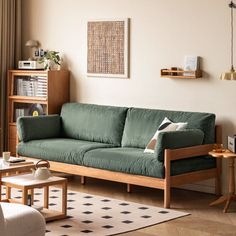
[17,138,114,165]
[171,156,216,176]
[83,147,164,178]
[155,129,205,162]
[83,148,216,178]
[17,115,61,142]
[1,202,45,236]
[122,107,215,148]
[61,103,128,145]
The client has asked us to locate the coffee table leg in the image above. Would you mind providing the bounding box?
[44,186,49,209]
[29,189,34,205]
[6,187,11,200]
[62,181,67,216]
[22,187,28,205]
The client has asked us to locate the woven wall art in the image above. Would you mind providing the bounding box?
[87,19,129,78]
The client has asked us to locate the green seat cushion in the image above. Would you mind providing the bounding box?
[83,147,164,178]
[84,148,216,178]
[122,108,215,148]
[171,156,216,176]
[17,139,114,165]
[61,103,128,146]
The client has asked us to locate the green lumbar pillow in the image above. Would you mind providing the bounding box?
[144,117,187,153]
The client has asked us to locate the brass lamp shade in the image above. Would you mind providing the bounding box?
[220,67,236,80]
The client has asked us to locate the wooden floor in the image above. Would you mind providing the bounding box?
[64,175,236,236]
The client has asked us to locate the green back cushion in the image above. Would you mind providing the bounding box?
[122,108,215,148]
[61,103,128,145]
[17,115,61,142]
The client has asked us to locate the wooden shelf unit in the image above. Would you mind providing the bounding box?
[7,69,70,155]
[160,69,202,79]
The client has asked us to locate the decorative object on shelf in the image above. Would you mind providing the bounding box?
[87,18,129,78]
[28,104,44,116]
[221,1,236,80]
[25,39,39,61]
[228,135,236,152]
[39,50,61,70]
[184,56,199,76]
[160,68,202,79]
[212,143,225,153]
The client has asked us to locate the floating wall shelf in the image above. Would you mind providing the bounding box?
[160,69,202,79]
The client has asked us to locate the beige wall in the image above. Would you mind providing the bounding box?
[22,0,234,193]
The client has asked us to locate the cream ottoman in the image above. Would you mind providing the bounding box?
[0,203,45,236]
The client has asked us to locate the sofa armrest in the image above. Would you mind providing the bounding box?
[17,115,61,142]
[155,129,205,162]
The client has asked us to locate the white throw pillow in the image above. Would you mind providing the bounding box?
[144,117,187,153]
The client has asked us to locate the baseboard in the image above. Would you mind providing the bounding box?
[177,179,215,194]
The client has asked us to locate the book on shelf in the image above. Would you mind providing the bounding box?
[16,76,47,97]
[183,56,199,76]
[15,108,30,120]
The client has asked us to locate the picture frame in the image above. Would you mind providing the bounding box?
[87,18,129,78]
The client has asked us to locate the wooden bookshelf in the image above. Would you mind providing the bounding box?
[7,70,70,155]
[160,69,202,79]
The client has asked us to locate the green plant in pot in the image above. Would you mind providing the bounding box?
[39,51,61,70]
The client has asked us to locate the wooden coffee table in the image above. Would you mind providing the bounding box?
[1,174,67,222]
[0,159,45,202]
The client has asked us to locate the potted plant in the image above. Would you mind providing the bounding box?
[39,51,61,70]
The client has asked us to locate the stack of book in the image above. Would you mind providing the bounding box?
[15,108,29,120]
[16,76,47,97]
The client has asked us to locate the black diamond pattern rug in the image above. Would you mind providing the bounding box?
[7,187,189,236]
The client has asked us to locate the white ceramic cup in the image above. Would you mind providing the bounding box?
[3,152,10,162]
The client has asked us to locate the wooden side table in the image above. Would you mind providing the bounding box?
[209,150,236,213]
[1,174,67,222]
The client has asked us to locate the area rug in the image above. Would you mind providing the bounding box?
[4,187,189,236]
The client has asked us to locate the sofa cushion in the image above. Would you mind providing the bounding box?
[171,156,216,176]
[83,147,164,178]
[61,103,128,146]
[155,129,205,162]
[84,148,216,178]
[17,139,114,165]
[122,107,215,148]
[17,115,61,142]
[144,117,188,153]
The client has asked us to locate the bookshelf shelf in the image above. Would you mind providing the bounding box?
[9,96,47,102]
[160,69,202,79]
[7,69,70,155]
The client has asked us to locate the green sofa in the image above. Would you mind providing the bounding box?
[17,103,220,207]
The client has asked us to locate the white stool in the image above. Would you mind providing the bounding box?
[0,203,45,236]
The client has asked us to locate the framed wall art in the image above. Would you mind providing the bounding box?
[87,18,129,78]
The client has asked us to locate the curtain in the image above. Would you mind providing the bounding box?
[0,0,21,153]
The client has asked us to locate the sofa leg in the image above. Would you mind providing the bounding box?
[164,187,170,208]
[81,176,86,185]
[164,149,171,208]
[127,184,131,193]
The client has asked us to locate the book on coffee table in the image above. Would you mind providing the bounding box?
[2,157,34,166]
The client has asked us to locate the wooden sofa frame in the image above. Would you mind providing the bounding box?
[21,126,222,208]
